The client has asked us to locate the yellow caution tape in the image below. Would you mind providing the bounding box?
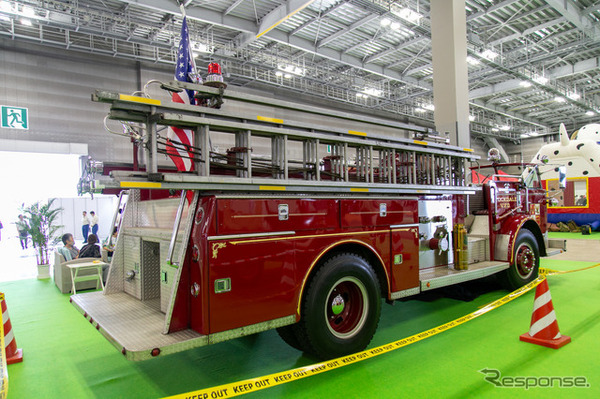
[1,293,9,399]
[542,263,600,276]
[539,268,560,276]
[164,263,600,399]
[163,268,565,398]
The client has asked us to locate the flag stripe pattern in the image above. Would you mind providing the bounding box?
[166,16,196,172]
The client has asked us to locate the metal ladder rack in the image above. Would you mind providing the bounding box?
[88,82,479,196]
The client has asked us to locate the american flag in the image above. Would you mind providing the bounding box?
[166,16,197,171]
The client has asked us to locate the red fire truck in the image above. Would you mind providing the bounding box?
[72,79,565,361]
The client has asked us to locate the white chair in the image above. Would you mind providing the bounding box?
[53,252,102,294]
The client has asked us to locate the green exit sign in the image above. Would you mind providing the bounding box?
[1,106,29,130]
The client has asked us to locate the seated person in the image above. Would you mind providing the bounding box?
[103,227,118,261]
[58,233,79,261]
[79,234,102,259]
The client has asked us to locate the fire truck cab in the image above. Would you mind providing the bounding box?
[71,80,565,360]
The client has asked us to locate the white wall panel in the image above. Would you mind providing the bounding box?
[54,196,118,242]
[0,39,142,162]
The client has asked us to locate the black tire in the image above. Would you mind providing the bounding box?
[294,253,381,359]
[498,229,539,290]
[276,325,303,351]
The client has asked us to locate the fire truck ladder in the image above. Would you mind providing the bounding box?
[86,81,479,196]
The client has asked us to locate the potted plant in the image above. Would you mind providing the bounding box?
[21,199,63,279]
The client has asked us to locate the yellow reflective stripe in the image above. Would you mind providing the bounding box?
[350,188,369,192]
[257,116,284,124]
[413,140,428,145]
[118,94,161,105]
[348,130,367,137]
[259,185,286,191]
[120,182,162,188]
[463,148,474,152]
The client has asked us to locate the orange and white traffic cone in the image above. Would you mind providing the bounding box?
[520,279,571,349]
[1,293,23,364]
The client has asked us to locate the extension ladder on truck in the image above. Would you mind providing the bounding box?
[83,80,478,196]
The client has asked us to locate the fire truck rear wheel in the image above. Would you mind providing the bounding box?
[499,229,539,290]
[295,253,381,359]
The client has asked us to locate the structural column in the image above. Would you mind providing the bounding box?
[430,0,470,148]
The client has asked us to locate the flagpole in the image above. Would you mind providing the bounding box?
[179,4,199,76]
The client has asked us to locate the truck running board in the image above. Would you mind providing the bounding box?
[70,292,207,361]
[419,261,510,291]
[546,238,567,257]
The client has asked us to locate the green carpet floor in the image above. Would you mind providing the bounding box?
[548,231,600,240]
[1,258,599,398]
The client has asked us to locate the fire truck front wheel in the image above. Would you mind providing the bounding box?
[499,229,539,290]
[295,253,381,359]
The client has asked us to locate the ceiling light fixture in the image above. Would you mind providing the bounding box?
[533,75,548,85]
[519,81,532,88]
[362,87,383,97]
[22,6,35,18]
[20,18,32,26]
[500,125,510,131]
[380,17,391,27]
[480,49,498,60]
[423,103,435,111]
[567,92,580,100]
[466,56,480,65]
[391,7,422,23]
[468,115,475,121]
[0,1,11,12]
[278,64,305,77]
[586,110,595,116]
[191,42,212,58]
[554,96,566,103]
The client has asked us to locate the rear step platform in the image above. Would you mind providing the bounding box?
[546,238,567,257]
[419,261,510,291]
[70,292,207,361]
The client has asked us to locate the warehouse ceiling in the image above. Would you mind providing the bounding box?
[1,0,599,141]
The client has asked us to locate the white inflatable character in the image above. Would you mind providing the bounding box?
[532,123,600,179]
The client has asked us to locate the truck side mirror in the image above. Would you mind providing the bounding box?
[558,166,567,189]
